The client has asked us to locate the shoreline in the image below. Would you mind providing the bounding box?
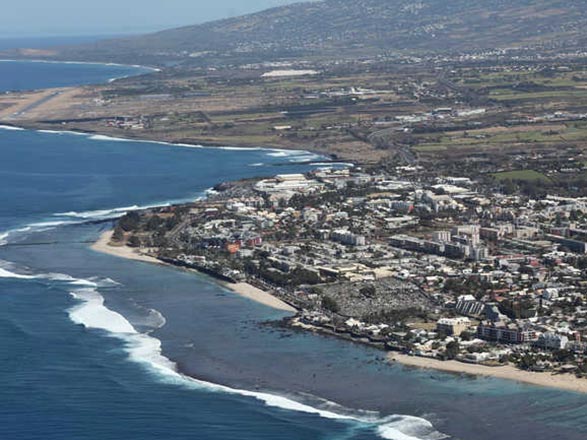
[390,353,587,394]
[0,58,161,72]
[91,230,587,395]
[91,230,296,313]
[90,230,162,265]
[0,123,338,161]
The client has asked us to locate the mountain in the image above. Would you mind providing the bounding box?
[15,0,587,64]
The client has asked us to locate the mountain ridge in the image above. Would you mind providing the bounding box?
[8,0,587,64]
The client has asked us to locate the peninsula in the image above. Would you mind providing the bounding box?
[92,160,587,394]
[6,0,587,394]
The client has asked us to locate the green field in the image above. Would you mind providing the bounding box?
[492,170,550,182]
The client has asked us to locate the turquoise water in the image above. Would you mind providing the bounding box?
[1,59,587,440]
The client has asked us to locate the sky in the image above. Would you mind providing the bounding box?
[0,0,302,37]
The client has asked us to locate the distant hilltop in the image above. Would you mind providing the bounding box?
[5,0,587,64]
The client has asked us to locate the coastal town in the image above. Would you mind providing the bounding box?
[107,157,587,384]
[2,0,587,397]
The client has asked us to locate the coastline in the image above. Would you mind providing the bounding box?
[90,230,162,265]
[390,353,587,394]
[0,123,336,162]
[0,58,161,72]
[91,230,296,313]
[92,229,587,395]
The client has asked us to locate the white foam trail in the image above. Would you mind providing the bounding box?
[37,129,65,134]
[69,289,136,334]
[0,253,446,440]
[89,134,135,142]
[377,416,448,440]
[267,151,292,157]
[36,129,87,136]
[0,262,100,286]
[85,134,207,150]
[289,154,324,162]
[0,226,32,246]
[53,201,181,222]
[0,267,36,279]
[28,220,82,228]
[0,125,24,131]
[55,205,143,219]
[0,59,159,73]
[217,146,264,151]
[66,287,447,440]
[310,162,355,168]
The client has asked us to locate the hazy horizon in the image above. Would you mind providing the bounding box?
[0,0,302,38]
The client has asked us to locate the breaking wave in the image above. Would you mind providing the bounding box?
[89,134,135,142]
[0,227,32,246]
[64,284,448,440]
[0,251,447,440]
[0,125,24,131]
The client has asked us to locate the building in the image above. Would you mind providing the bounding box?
[433,230,452,243]
[437,317,471,336]
[477,321,538,344]
[331,230,366,246]
[534,332,569,350]
[456,297,485,317]
[547,235,587,254]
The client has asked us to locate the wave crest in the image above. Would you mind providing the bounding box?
[66,285,448,440]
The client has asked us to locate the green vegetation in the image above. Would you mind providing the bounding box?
[322,296,340,313]
[492,170,550,183]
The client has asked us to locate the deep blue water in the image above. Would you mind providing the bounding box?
[0,35,124,51]
[1,58,587,440]
[0,60,152,92]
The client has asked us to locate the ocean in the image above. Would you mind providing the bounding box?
[1,57,587,440]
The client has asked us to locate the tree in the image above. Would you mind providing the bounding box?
[112,227,125,242]
[360,285,377,298]
[445,341,460,360]
[322,296,340,313]
[119,211,141,232]
[460,331,473,342]
[127,235,141,248]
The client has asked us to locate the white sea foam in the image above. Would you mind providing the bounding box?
[174,143,203,149]
[0,226,32,246]
[266,151,294,157]
[288,154,324,163]
[86,134,206,150]
[265,149,329,163]
[0,251,446,440]
[0,261,100,288]
[54,201,179,222]
[89,134,136,142]
[55,205,143,220]
[37,129,65,134]
[0,125,24,131]
[0,59,159,73]
[0,267,36,279]
[30,219,80,227]
[66,286,447,440]
[69,289,136,334]
[217,146,263,151]
[311,162,355,168]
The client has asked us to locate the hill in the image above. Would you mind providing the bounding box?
[32,0,587,64]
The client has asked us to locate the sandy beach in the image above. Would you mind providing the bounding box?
[225,282,296,312]
[91,230,296,312]
[390,353,587,394]
[91,230,162,265]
